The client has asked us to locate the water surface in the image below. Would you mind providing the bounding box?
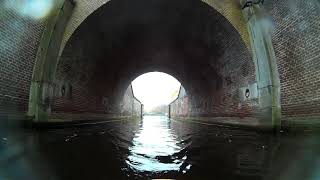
[0,115,320,180]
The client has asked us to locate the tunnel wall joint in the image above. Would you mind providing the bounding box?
[28,0,74,122]
[242,3,281,129]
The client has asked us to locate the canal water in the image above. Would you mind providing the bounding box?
[1,115,320,180]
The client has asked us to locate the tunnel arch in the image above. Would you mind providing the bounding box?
[60,0,250,54]
[48,0,257,121]
[1,0,319,129]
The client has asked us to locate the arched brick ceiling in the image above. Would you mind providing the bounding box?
[60,0,250,54]
[57,0,252,109]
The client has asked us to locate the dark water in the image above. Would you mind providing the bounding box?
[1,115,320,180]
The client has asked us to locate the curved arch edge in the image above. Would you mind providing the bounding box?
[28,0,75,122]
[27,0,281,130]
[201,0,251,50]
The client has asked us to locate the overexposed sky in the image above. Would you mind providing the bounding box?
[132,72,181,109]
[5,0,54,19]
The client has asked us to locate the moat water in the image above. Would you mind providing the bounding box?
[1,115,320,180]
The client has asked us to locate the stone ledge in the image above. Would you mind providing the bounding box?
[23,113,141,129]
[49,113,136,122]
[170,116,273,132]
[282,116,320,132]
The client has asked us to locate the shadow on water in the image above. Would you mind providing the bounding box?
[0,115,320,180]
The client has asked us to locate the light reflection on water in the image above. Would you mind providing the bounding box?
[1,116,320,180]
[126,115,190,173]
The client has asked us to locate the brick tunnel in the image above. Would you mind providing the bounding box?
[1,0,320,130]
[1,0,320,179]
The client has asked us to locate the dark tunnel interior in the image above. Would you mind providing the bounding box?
[55,0,253,117]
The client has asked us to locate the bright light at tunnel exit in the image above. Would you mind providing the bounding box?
[132,72,181,111]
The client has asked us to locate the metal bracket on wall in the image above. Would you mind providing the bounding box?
[239,83,258,102]
[241,0,264,9]
[241,2,281,129]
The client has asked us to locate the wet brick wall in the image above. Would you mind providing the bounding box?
[0,1,47,120]
[265,0,320,120]
[170,33,257,118]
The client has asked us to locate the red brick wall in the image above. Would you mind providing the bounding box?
[170,20,257,118]
[171,0,320,121]
[52,34,104,114]
[1,0,319,124]
[121,85,142,116]
[0,2,46,119]
[210,33,257,118]
[53,35,141,116]
[265,0,320,119]
[170,87,189,117]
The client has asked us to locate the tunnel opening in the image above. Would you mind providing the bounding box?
[131,72,181,116]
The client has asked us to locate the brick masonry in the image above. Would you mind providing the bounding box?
[171,0,320,124]
[170,39,258,118]
[170,19,257,118]
[56,0,258,121]
[0,0,319,126]
[53,39,141,116]
[61,0,111,52]
[60,0,251,54]
[53,32,103,114]
[264,0,320,120]
[0,1,47,120]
